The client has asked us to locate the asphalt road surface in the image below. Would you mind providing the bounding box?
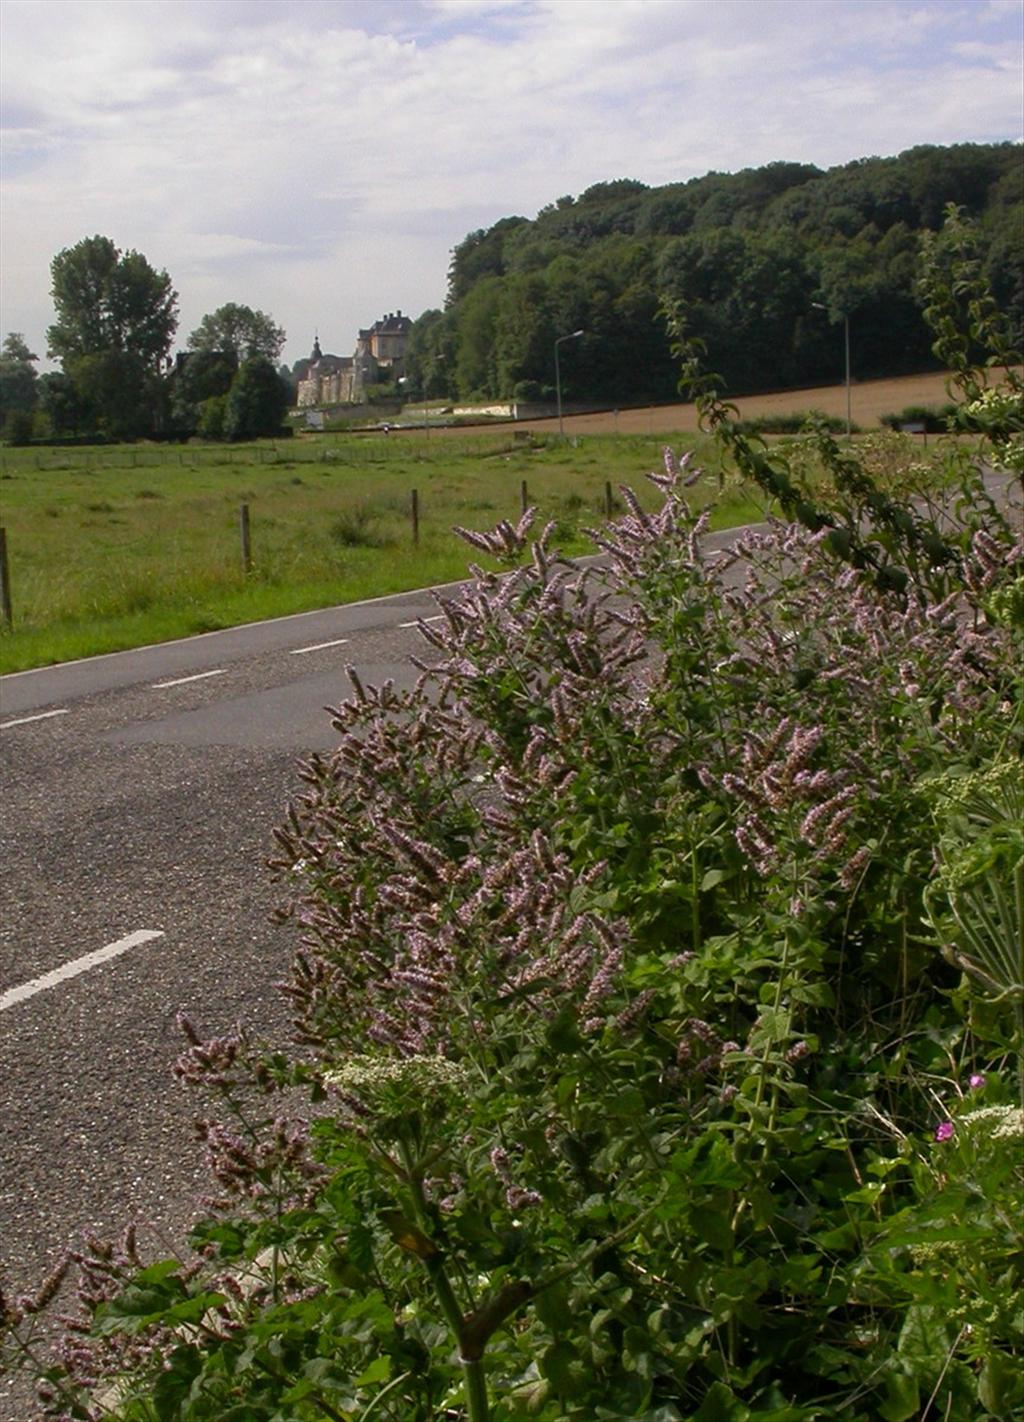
[0,579,476,1418]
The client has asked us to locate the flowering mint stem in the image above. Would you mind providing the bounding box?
[400,1144,491,1422]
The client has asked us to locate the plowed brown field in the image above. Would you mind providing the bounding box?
[491,370,959,437]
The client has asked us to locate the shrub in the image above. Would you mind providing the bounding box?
[328,507,387,548]
[195,394,227,441]
[2,409,34,445]
[732,408,858,434]
[879,402,958,432]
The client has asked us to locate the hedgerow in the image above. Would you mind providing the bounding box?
[3,209,1022,1422]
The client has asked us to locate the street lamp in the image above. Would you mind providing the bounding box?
[555,329,584,437]
[812,302,851,440]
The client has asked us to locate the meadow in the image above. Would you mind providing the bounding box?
[0,429,761,674]
[0,370,967,674]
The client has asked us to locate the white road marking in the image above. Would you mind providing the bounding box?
[289,637,350,655]
[398,615,445,628]
[0,708,70,729]
[0,930,165,1013]
[151,669,226,689]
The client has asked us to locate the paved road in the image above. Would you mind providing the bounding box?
[0,579,479,1418]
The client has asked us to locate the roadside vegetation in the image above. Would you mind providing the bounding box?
[2,210,1022,1422]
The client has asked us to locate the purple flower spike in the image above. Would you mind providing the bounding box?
[968,1073,986,1090]
[934,1121,954,1142]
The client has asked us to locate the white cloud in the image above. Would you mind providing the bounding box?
[1,0,1019,369]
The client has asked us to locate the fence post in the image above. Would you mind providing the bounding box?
[0,527,12,626]
[520,479,528,515]
[605,480,613,519]
[411,488,420,547]
[240,503,252,573]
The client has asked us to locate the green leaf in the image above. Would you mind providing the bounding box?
[535,1282,572,1332]
[877,1370,920,1421]
[692,1380,750,1420]
[748,1007,791,1048]
[689,1203,734,1252]
[135,1258,185,1286]
[92,1279,185,1336]
[189,1221,248,1259]
[701,868,728,891]
[897,1304,949,1371]
[546,1006,584,1054]
[152,1343,203,1422]
[541,1340,582,1395]
[979,1349,1024,1416]
[355,1354,391,1386]
[556,1072,579,1106]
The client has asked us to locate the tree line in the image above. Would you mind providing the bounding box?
[0,236,291,443]
[2,143,1020,440]
[403,142,1022,406]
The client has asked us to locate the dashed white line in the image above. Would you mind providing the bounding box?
[0,930,166,1012]
[398,615,445,628]
[0,708,70,729]
[151,669,227,689]
[289,637,350,655]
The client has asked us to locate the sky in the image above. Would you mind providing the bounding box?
[1,0,1021,372]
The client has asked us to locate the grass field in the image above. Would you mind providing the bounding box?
[0,370,959,674]
[0,429,764,673]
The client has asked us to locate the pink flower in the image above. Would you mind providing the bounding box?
[968,1073,986,1090]
[934,1121,954,1142]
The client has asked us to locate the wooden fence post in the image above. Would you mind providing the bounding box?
[240,503,252,573]
[0,527,12,626]
[411,488,420,547]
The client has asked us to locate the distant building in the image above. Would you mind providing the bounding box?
[296,312,412,408]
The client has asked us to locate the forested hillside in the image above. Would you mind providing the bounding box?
[405,144,1022,405]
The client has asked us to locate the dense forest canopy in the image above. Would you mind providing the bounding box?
[405,143,1022,405]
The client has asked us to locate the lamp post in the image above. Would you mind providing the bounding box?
[555,329,584,437]
[812,302,851,440]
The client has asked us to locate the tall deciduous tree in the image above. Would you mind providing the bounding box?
[48,236,178,370]
[47,236,177,436]
[188,304,285,363]
[223,357,290,440]
[169,348,239,435]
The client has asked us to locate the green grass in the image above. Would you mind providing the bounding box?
[0,430,762,672]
